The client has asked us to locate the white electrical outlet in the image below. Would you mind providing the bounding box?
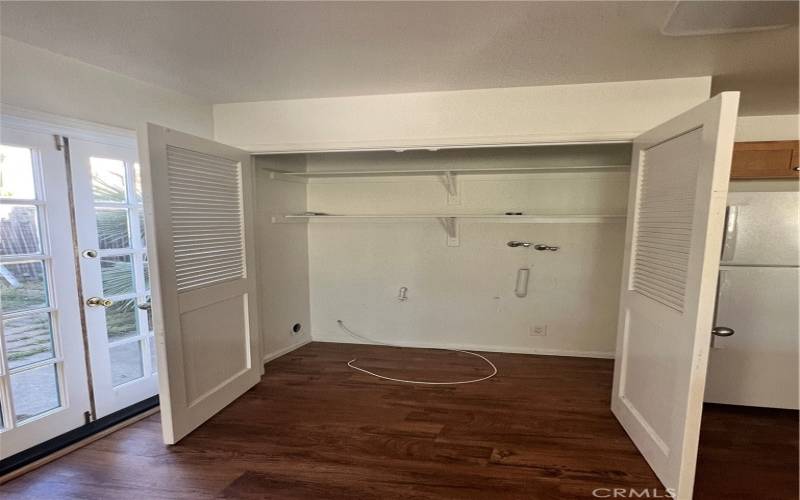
[530,325,548,336]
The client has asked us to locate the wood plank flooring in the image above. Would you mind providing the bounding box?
[2,342,797,499]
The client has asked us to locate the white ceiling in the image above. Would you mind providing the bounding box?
[1,1,797,115]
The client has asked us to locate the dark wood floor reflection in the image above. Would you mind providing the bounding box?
[2,342,797,499]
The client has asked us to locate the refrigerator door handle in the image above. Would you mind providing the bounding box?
[720,205,738,262]
[711,326,735,337]
[710,269,729,349]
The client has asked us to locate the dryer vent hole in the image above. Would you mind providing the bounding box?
[291,323,303,335]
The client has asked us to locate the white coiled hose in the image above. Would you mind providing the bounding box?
[337,320,498,385]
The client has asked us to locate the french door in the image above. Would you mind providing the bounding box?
[68,138,158,418]
[0,127,90,459]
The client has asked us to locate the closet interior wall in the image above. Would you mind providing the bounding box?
[254,155,311,361]
[255,144,634,359]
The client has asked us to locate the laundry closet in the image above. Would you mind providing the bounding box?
[254,143,633,360]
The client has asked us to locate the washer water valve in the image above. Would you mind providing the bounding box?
[507,241,559,251]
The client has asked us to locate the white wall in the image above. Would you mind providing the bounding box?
[735,114,799,142]
[1,37,213,137]
[302,149,630,357]
[214,77,711,152]
[254,158,311,361]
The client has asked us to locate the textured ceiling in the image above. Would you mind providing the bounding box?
[1,1,797,115]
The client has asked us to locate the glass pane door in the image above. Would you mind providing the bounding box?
[0,127,90,459]
[69,138,157,419]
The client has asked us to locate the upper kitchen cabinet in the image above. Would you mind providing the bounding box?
[730,140,800,179]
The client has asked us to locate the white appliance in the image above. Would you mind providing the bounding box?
[705,191,799,409]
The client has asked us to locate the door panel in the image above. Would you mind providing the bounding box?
[69,138,158,418]
[611,92,739,499]
[140,124,260,444]
[0,127,90,459]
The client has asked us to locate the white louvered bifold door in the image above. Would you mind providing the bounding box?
[611,92,739,500]
[140,124,260,444]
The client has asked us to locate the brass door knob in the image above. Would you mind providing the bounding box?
[86,297,113,307]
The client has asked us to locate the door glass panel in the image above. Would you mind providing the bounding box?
[105,298,138,341]
[100,255,134,296]
[110,341,143,386]
[0,260,48,313]
[0,145,36,199]
[148,338,157,374]
[133,162,142,203]
[145,301,153,332]
[142,254,150,291]
[11,364,61,422]
[90,157,127,203]
[96,208,130,249]
[138,210,147,247]
[4,312,54,369]
[0,205,42,255]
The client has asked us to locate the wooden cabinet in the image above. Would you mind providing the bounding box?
[730,140,799,179]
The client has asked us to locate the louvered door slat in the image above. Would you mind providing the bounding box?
[630,130,701,312]
[167,146,245,292]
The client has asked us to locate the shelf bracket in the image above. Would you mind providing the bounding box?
[438,217,459,247]
[270,215,308,224]
[440,171,460,205]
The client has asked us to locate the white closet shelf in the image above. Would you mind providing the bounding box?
[273,213,625,246]
[276,213,626,223]
[279,164,629,178]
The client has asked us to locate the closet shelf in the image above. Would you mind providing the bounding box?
[272,213,626,247]
[279,164,629,178]
[276,213,626,223]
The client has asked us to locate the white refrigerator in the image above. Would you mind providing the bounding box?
[705,191,799,409]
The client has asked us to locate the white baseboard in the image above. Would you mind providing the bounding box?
[262,338,312,364]
[310,333,614,359]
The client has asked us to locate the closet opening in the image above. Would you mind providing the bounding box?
[253,141,634,370]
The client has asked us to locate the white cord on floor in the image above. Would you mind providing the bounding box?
[337,320,497,385]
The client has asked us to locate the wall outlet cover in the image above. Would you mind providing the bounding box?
[530,325,548,336]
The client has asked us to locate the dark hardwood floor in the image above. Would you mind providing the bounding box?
[2,342,797,499]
